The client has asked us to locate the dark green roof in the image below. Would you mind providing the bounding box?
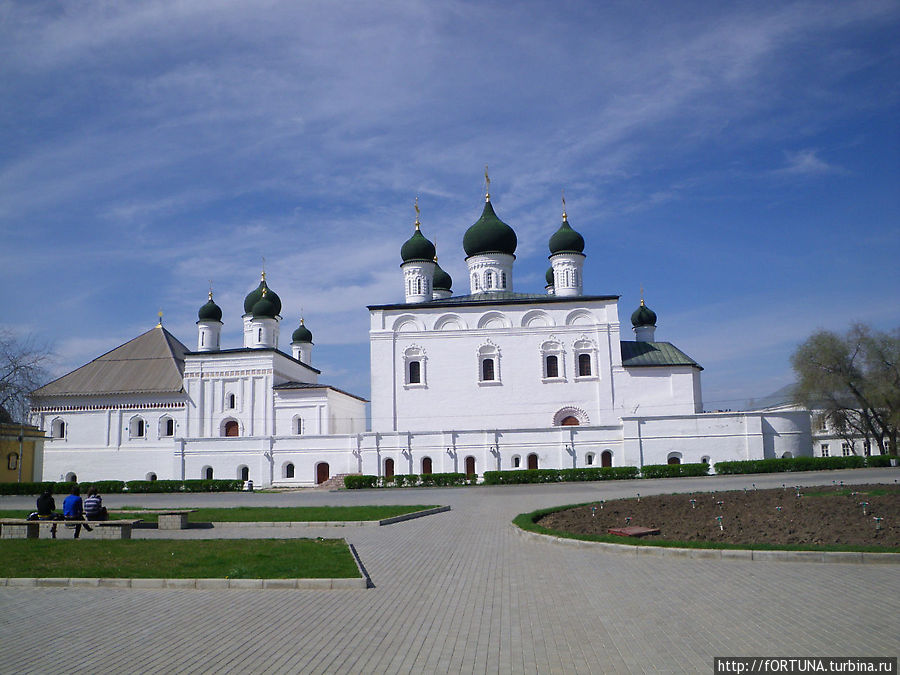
[244,278,282,316]
[463,200,517,257]
[631,303,657,327]
[433,261,452,291]
[198,295,222,322]
[548,219,585,255]
[620,341,701,370]
[251,289,278,319]
[400,228,436,263]
[545,267,555,286]
[291,320,313,343]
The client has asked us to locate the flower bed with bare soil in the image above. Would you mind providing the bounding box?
[536,484,899,550]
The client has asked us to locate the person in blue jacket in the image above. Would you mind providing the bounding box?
[62,485,92,539]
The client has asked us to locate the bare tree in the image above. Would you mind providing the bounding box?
[792,324,899,456]
[0,329,52,423]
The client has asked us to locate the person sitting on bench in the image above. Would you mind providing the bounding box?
[35,488,61,539]
[62,485,93,539]
[83,487,108,521]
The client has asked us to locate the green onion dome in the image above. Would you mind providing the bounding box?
[400,226,436,263]
[243,274,282,316]
[291,319,313,343]
[463,200,517,257]
[548,215,585,255]
[433,260,452,292]
[251,288,278,319]
[631,300,657,327]
[545,267,555,286]
[198,292,222,322]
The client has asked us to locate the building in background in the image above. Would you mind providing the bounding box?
[31,184,812,486]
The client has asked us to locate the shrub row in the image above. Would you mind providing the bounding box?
[482,466,640,485]
[864,455,898,468]
[343,472,473,489]
[640,463,710,479]
[0,479,244,495]
[713,455,876,475]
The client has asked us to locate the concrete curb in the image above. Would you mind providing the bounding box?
[206,505,451,528]
[0,576,368,590]
[379,505,451,525]
[513,526,900,564]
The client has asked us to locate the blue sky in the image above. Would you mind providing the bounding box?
[2,0,898,410]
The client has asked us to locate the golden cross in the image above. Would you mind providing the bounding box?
[484,165,491,199]
[414,196,420,229]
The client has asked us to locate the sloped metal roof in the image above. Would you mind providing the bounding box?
[273,381,368,402]
[32,326,188,397]
[620,341,702,370]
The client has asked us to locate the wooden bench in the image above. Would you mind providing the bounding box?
[108,510,197,530]
[0,518,143,540]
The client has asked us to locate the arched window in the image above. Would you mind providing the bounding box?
[129,416,146,439]
[224,420,239,437]
[240,466,249,481]
[421,457,433,475]
[51,419,66,439]
[545,355,559,378]
[585,452,595,466]
[485,270,494,289]
[384,458,395,479]
[561,416,580,426]
[65,472,77,483]
[478,344,500,383]
[295,417,303,435]
[404,346,426,387]
[160,417,175,437]
[601,450,612,467]
[574,339,596,378]
[499,271,506,289]
[204,466,214,479]
[527,453,538,470]
[146,472,157,481]
[512,455,521,468]
[227,394,236,409]
[285,463,295,479]
[408,360,421,384]
[667,453,682,465]
[472,274,480,291]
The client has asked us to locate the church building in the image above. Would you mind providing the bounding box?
[31,180,811,486]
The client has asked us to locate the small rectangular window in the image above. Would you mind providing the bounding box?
[165,419,174,436]
[408,360,421,384]
[482,358,495,381]
[821,444,829,457]
[578,353,592,377]
[545,355,559,378]
[842,442,852,456]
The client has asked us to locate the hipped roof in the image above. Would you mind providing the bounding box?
[33,326,188,398]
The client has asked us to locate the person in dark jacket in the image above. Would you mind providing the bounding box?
[35,488,60,538]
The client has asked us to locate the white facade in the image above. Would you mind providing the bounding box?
[32,191,814,486]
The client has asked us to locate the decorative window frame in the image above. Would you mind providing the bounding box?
[585,452,595,466]
[540,339,565,382]
[477,343,501,386]
[159,416,175,438]
[128,415,147,440]
[573,337,598,380]
[50,417,66,440]
[403,345,427,389]
[220,417,242,437]
[552,406,590,426]
[511,455,521,468]
[283,462,295,479]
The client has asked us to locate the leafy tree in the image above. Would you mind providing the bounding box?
[791,324,899,456]
[0,330,51,423]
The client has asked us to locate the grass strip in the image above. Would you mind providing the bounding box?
[0,539,360,579]
[513,504,900,554]
[0,505,438,524]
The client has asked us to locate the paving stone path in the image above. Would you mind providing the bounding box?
[1,469,898,673]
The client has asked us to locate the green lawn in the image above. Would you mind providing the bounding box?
[0,539,360,579]
[0,505,438,523]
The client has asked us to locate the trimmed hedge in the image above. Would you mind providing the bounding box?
[714,455,868,475]
[123,479,243,493]
[344,472,472,489]
[0,481,57,496]
[864,455,898,468]
[482,466,639,485]
[640,463,710,479]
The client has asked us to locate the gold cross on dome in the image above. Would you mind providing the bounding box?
[414,196,420,229]
[484,165,491,200]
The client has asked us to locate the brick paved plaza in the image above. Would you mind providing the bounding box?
[1,469,898,673]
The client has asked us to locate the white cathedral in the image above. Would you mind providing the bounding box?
[31,185,812,486]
